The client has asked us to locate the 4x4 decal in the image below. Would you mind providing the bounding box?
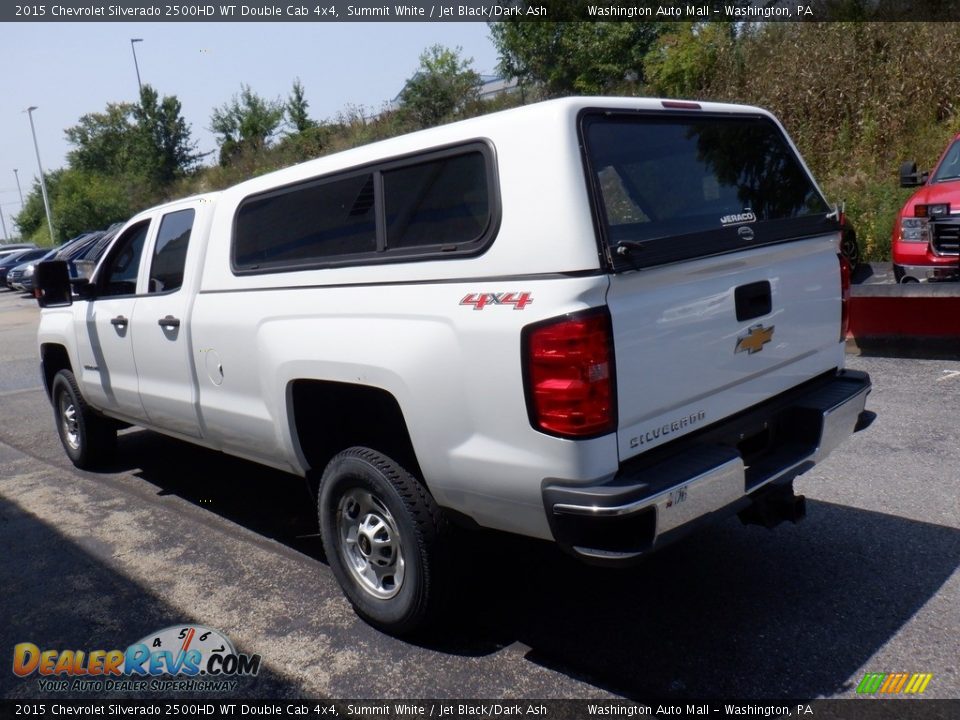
[460,292,533,310]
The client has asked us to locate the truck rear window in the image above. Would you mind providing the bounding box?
[581,112,833,269]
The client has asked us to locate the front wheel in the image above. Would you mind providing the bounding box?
[318,447,448,636]
[51,369,116,470]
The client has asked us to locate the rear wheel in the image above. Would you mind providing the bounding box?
[840,227,860,271]
[318,447,448,636]
[892,264,919,283]
[52,369,116,470]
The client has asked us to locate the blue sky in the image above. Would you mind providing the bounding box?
[0,22,500,235]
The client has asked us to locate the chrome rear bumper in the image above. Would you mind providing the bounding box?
[543,370,872,563]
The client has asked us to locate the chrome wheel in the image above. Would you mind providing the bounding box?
[50,369,116,470]
[337,488,405,599]
[59,393,80,451]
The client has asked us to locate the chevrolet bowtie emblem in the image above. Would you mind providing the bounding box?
[735,324,775,354]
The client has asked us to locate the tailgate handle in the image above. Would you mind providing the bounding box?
[735,281,771,321]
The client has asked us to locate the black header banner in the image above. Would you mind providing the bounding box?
[1,700,959,720]
[4,0,960,23]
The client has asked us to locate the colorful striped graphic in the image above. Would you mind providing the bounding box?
[856,672,933,694]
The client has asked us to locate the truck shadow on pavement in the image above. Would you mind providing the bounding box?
[109,428,960,700]
[448,503,960,699]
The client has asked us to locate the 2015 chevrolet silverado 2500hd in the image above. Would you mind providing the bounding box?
[35,97,873,635]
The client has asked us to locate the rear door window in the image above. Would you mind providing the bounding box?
[581,112,833,269]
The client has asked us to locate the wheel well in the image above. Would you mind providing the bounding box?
[291,380,423,495]
[40,344,72,400]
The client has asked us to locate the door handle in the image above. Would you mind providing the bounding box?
[158,315,181,329]
[110,315,128,327]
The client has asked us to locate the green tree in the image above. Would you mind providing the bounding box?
[52,170,133,241]
[14,168,135,245]
[644,22,737,99]
[286,78,317,133]
[65,103,138,177]
[490,21,665,97]
[134,85,200,186]
[210,84,286,165]
[63,84,198,206]
[398,45,482,128]
[13,172,63,242]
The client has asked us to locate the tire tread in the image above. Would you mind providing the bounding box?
[52,369,116,470]
[318,446,448,636]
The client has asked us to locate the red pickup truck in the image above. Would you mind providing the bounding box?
[894,134,960,282]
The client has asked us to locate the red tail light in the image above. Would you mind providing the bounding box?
[522,309,616,438]
[839,253,851,341]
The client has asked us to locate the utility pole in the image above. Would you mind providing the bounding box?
[13,169,24,207]
[26,106,56,244]
[131,38,144,95]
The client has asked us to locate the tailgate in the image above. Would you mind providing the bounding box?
[579,105,844,461]
[607,237,842,461]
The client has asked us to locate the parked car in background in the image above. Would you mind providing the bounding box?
[55,231,104,265]
[9,248,58,292]
[894,134,960,282]
[65,224,123,271]
[0,243,36,261]
[2,248,49,289]
[15,231,102,292]
[5,235,89,290]
[0,249,34,286]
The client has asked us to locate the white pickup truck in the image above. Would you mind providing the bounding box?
[36,97,872,635]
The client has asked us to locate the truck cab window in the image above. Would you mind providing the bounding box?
[99,220,150,297]
[149,209,195,294]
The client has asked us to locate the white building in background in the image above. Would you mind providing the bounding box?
[476,74,520,101]
[377,74,519,117]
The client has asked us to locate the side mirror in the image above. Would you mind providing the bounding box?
[34,260,73,308]
[899,160,928,188]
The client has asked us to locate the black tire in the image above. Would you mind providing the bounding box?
[841,227,860,271]
[51,369,116,470]
[893,264,906,283]
[318,447,448,636]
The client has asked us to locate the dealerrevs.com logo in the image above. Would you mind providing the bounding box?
[13,625,261,693]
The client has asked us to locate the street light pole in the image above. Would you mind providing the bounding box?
[0,203,8,242]
[130,38,144,95]
[11,169,24,240]
[25,106,56,244]
[13,169,24,207]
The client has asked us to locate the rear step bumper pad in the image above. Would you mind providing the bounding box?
[543,370,871,563]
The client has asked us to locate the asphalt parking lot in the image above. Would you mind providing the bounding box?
[0,288,958,702]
